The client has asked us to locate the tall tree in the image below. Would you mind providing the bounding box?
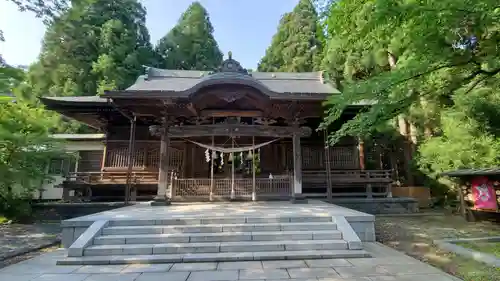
[257,0,323,72]
[156,2,223,70]
[23,0,157,100]
[320,0,500,176]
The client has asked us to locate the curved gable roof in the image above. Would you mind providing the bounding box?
[112,55,339,100]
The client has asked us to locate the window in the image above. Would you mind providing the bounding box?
[48,158,75,175]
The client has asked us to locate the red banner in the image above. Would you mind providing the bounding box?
[471,176,498,210]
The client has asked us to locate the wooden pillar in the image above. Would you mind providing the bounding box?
[292,133,302,197]
[458,182,467,220]
[280,143,286,171]
[182,141,188,178]
[100,141,107,172]
[231,137,235,200]
[209,136,215,201]
[358,138,365,170]
[324,130,332,201]
[191,144,196,178]
[252,136,257,201]
[153,124,170,205]
[125,116,136,203]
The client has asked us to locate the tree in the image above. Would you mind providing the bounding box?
[258,0,323,72]
[156,2,223,70]
[8,0,67,20]
[0,69,64,219]
[1,0,68,91]
[320,0,500,176]
[23,0,157,100]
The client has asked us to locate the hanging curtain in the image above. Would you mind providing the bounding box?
[185,138,280,153]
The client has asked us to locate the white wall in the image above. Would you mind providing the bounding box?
[35,140,104,200]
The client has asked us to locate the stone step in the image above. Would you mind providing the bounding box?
[108,216,332,226]
[58,249,371,265]
[94,230,343,245]
[102,222,338,235]
[84,240,348,256]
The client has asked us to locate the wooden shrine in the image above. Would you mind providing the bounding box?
[41,53,393,203]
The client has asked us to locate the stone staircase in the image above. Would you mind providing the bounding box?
[58,215,370,265]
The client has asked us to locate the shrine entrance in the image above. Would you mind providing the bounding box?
[170,135,294,201]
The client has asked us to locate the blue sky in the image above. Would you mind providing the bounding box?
[0,0,299,69]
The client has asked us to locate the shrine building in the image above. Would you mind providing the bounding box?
[40,54,396,205]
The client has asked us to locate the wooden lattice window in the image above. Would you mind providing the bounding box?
[329,146,359,169]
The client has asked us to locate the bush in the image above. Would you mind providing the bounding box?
[0,196,33,222]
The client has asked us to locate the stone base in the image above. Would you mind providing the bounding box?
[150,197,171,206]
[290,194,308,204]
[331,197,419,214]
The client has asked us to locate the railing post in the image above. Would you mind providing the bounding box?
[169,171,175,199]
[386,170,393,198]
[366,171,373,198]
[252,136,257,201]
[210,135,215,201]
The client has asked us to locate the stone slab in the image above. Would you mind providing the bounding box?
[135,272,190,281]
[31,274,90,281]
[74,264,127,274]
[83,273,140,281]
[187,270,239,281]
[120,263,173,273]
[305,258,353,268]
[217,261,263,270]
[288,267,340,278]
[170,262,217,271]
[238,269,290,280]
[334,265,390,278]
[0,274,46,281]
[262,260,307,269]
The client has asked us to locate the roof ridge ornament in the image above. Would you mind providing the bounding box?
[215,51,250,75]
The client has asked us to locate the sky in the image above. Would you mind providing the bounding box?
[0,0,299,69]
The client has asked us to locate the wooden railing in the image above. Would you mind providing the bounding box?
[172,174,292,200]
[65,171,159,185]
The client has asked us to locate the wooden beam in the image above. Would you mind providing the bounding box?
[157,124,312,138]
[201,110,263,118]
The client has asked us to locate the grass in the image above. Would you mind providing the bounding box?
[0,215,8,224]
[376,214,500,281]
[455,241,500,258]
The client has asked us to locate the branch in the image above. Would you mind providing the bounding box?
[463,68,500,95]
[386,61,470,90]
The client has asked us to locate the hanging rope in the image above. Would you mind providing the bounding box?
[184,138,280,154]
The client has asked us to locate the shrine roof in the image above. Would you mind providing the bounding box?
[441,168,500,177]
[40,95,107,105]
[123,67,339,96]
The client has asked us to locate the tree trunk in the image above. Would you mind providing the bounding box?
[389,52,415,186]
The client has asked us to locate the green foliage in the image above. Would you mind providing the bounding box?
[156,2,223,70]
[8,0,67,21]
[258,0,323,72]
[22,0,156,101]
[0,100,64,220]
[321,0,500,176]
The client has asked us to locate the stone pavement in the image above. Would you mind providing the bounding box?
[0,242,461,281]
[0,223,60,261]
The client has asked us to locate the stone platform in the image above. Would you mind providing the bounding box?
[330,197,419,214]
[58,201,375,265]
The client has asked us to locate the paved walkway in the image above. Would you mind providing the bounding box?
[0,223,60,261]
[0,243,460,281]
